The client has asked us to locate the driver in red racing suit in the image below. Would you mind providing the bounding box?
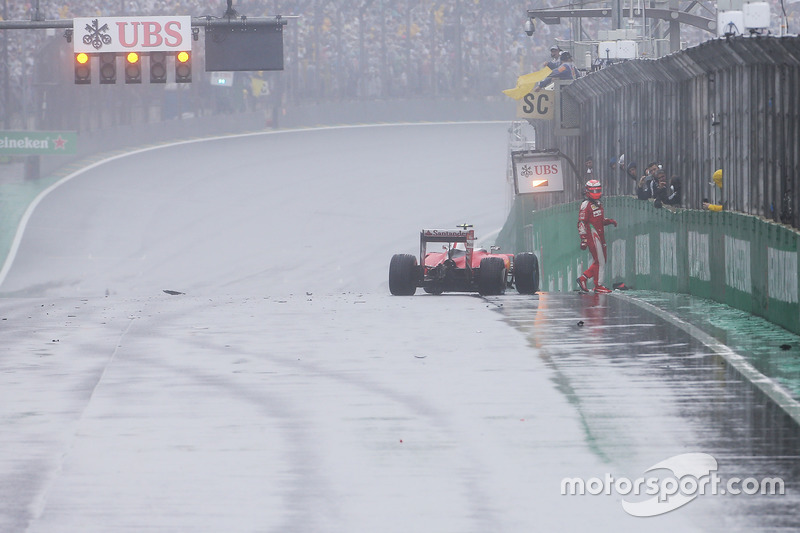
[577,179,617,293]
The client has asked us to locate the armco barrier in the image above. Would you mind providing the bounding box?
[496,195,800,335]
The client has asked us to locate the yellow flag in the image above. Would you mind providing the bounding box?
[502,67,552,100]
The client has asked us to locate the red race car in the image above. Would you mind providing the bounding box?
[389,224,539,296]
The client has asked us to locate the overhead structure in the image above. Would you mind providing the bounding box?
[0,2,291,85]
[527,5,717,55]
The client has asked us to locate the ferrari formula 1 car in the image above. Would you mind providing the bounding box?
[389,225,540,296]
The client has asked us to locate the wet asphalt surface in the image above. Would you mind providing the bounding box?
[489,291,800,531]
[2,123,798,530]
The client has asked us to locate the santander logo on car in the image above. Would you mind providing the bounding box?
[423,229,469,238]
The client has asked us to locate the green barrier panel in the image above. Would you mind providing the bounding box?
[496,196,800,335]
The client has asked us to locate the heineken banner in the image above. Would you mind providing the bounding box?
[0,131,77,155]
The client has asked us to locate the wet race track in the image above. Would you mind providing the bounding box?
[0,123,799,532]
[491,292,800,531]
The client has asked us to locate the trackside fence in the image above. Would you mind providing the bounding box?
[529,36,800,229]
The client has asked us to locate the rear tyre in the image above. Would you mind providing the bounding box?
[478,257,507,296]
[389,254,418,296]
[514,252,540,294]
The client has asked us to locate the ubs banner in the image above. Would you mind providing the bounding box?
[73,16,192,52]
[511,151,564,194]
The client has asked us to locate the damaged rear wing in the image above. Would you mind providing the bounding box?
[419,228,475,267]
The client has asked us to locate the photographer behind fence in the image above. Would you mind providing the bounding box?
[653,168,670,208]
[636,162,658,200]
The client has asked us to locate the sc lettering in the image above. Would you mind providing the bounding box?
[522,92,550,115]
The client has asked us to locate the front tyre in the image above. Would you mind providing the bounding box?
[389,254,419,296]
[478,257,507,296]
[514,252,540,294]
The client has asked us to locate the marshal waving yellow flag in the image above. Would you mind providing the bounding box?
[502,67,552,100]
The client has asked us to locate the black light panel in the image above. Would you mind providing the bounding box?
[204,25,284,72]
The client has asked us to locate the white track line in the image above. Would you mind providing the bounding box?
[615,292,800,426]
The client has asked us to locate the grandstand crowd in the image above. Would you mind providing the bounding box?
[2,0,571,126]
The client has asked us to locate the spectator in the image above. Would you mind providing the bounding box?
[645,162,660,180]
[625,161,638,183]
[640,162,661,196]
[636,172,654,200]
[621,160,637,193]
[665,176,682,206]
[652,168,669,207]
[781,187,793,225]
[544,45,561,70]
[585,156,594,176]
